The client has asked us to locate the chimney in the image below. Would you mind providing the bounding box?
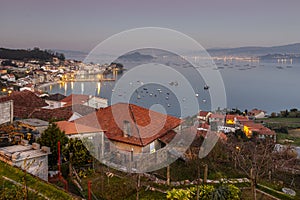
[41,146,51,154]
[32,143,40,150]
[123,120,131,137]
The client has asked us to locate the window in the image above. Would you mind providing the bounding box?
[150,142,155,153]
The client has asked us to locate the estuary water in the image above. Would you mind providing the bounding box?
[41,52,300,117]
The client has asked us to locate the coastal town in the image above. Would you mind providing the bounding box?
[0,48,299,200]
[0,50,123,96]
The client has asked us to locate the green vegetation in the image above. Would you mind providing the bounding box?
[276,132,300,146]
[0,161,74,200]
[38,123,69,168]
[256,184,294,200]
[240,189,274,200]
[64,138,93,168]
[0,47,65,62]
[166,184,240,200]
[256,117,300,145]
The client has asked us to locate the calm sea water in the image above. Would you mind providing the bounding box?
[41,51,300,117]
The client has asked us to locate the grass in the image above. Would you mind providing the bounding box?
[240,188,276,200]
[258,117,300,123]
[276,132,300,146]
[256,184,295,200]
[0,161,76,200]
[257,117,300,129]
[125,189,166,200]
[0,177,45,200]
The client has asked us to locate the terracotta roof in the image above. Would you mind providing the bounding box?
[236,115,249,122]
[198,111,210,117]
[75,103,182,147]
[0,90,48,108]
[27,104,95,122]
[14,105,36,119]
[241,121,275,135]
[210,113,225,119]
[28,107,73,122]
[158,130,177,144]
[71,104,97,117]
[0,90,48,118]
[248,109,265,116]
[225,114,236,121]
[44,93,66,101]
[56,121,103,135]
[60,94,89,107]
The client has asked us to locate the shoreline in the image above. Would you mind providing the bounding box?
[36,81,60,90]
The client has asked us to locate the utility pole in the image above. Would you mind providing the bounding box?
[136,174,140,200]
[250,168,257,200]
[204,164,208,184]
[167,165,170,185]
[88,180,92,200]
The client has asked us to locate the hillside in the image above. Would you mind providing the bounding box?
[54,49,87,61]
[0,161,77,200]
[0,47,65,61]
[207,43,300,57]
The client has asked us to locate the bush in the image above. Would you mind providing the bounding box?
[166,184,241,200]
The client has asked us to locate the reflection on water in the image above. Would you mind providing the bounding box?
[41,58,300,116]
[41,48,300,116]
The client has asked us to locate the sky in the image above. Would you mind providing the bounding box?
[1,0,300,52]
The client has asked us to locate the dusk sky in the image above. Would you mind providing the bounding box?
[1,0,300,52]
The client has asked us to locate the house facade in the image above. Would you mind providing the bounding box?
[75,103,182,154]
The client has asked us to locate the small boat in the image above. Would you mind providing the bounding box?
[204,85,209,90]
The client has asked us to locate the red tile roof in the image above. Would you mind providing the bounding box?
[26,104,95,122]
[210,113,225,119]
[236,115,249,122]
[75,103,182,147]
[0,90,48,108]
[28,107,73,122]
[158,130,177,144]
[241,121,275,135]
[0,90,48,118]
[198,111,210,117]
[60,94,89,107]
[225,114,236,121]
[248,109,265,116]
[56,121,103,135]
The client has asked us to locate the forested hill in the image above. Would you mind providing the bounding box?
[0,47,65,61]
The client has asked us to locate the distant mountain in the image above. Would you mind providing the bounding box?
[54,49,88,61]
[207,43,300,57]
[117,52,154,61]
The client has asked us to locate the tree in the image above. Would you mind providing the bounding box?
[226,139,275,200]
[64,138,93,167]
[37,123,69,168]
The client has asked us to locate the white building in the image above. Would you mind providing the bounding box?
[0,141,51,181]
